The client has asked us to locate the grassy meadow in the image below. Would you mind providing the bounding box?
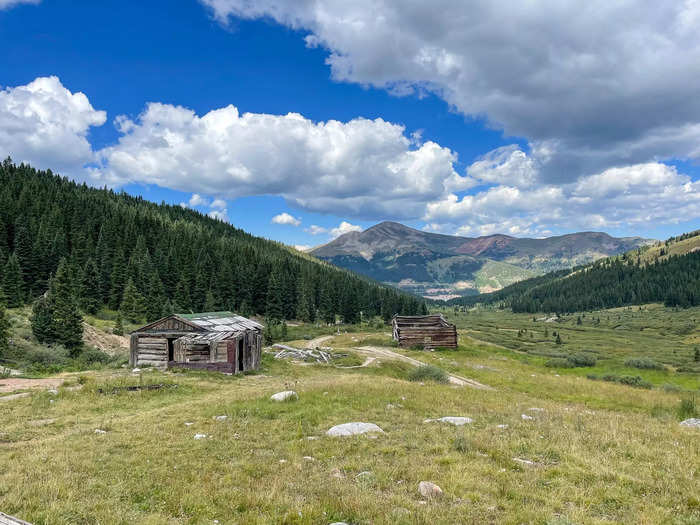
[1,305,699,524]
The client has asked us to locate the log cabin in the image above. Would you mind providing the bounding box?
[129,312,263,373]
[392,314,458,349]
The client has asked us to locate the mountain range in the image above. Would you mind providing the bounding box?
[311,222,653,299]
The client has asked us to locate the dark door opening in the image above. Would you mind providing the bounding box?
[167,338,175,362]
[237,338,244,372]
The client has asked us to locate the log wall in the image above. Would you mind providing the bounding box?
[135,336,168,368]
[395,327,458,349]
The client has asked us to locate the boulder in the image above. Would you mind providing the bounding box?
[271,390,298,402]
[680,418,700,428]
[326,422,384,437]
[418,481,443,499]
[521,414,534,420]
[193,433,207,440]
[423,416,473,426]
[214,415,228,421]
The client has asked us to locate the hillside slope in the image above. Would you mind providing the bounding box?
[0,162,425,330]
[449,230,700,312]
[312,222,651,299]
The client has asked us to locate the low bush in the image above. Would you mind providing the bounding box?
[588,373,653,389]
[567,353,597,367]
[624,357,664,370]
[408,364,449,383]
[545,358,574,368]
[677,396,697,420]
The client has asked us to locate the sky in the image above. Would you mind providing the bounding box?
[1,0,700,249]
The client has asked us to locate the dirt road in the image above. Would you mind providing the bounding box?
[305,335,334,349]
[355,345,492,390]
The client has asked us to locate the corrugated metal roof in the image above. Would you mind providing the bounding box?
[175,311,263,332]
[178,331,239,344]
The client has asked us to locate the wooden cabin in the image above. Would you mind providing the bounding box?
[129,312,263,373]
[392,314,458,349]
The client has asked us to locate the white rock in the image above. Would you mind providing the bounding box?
[47,388,59,395]
[214,415,228,421]
[94,429,107,434]
[271,390,298,402]
[423,416,473,426]
[329,522,349,525]
[355,471,373,479]
[303,456,315,461]
[132,368,141,373]
[680,418,700,428]
[279,459,287,464]
[194,433,207,440]
[496,424,509,429]
[330,467,345,479]
[326,422,384,437]
[418,481,443,499]
[528,407,544,412]
[307,436,318,440]
[512,457,537,466]
[521,414,534,420]
[184,422,194,426]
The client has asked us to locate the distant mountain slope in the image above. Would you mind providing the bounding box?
[448,230,700,312]
[311,222,652,299]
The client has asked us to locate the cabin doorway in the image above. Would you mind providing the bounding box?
[167,338,175,362]
[237,338,244,372]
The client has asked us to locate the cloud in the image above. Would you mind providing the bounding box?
[425,156,700,236]
[202,1,700,180]
[0,0,40,9]
[210,198,227,210]
[271,212,301,226]
[293,244,312,252]
[306,225,328,235]
[0,76,106,173]
[94,101,464,219]
[207,209,228,222]
[189,193,209,207]
[330,221,363,238]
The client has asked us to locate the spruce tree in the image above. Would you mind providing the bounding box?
[113,311,124,336]
[31,295,55,343]
[0,300,10,356]
[80,258,101,314]
[203,289,218,312]
[695,347,700,362]
[50,258,84,353]
[265,269,285,321]
[120,278,145,323]
[2,253,24,307]
[145,272,166,322]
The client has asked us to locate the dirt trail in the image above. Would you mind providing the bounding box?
[0,377,64,394]
[305,335,334,349]
[355,345,492,390]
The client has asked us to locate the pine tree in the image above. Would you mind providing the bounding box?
[265,269,285,321]
[120,278,145,323]
[31,295,55,343]
[13,217,36,295]
[113,311,124,336]
[145,272,166,322]
[49,258,83,353]
[555,333,562,345]
[203,289,218,312]
[694,347,700,362]
[80,258,101,314]
[0,301,10,356]
[2,253,24,307]
[173,275,191,313]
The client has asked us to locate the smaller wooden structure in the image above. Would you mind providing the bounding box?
[392,314,458,349]
[130,312,263,373]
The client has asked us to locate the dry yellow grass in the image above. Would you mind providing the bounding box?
[1,343,699,524]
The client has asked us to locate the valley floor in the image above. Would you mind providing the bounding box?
[1,317,699,524]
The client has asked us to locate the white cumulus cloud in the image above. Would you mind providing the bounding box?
[0,76,106,173]
[202,0,700,180]
[306,225,328,235]
[330,221,363,238]
[271,212,301,226]
[0,0,40,9]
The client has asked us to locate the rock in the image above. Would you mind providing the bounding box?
[214,415,228,421]
[512,457,538,466]
[521,414,534,420]
[326,422,384,437]
[528,407,544,412]
[279,459,287,464]
[330,468,345,479]
[355,471,373,479]
[423,416,473,426]
[496,424,509,429]
[132,368,141,373]
[194,433,207,440]
[307,436,318,440]
[47,389,58,395]
[184,422,194,426]
[271,390,298,402]
[418,481,443,499]
[329,522,349,525]
[94,429,107,434]
[680,418,700,428]
[303,456,315,461]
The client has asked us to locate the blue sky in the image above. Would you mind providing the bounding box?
[1,0,699,247]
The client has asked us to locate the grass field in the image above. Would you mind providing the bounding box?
[1,306,699,524]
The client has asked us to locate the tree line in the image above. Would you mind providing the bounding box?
[447,249,700,313]
[0,160,427,352]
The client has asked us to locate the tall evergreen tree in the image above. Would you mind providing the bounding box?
[31,295,55,343]
[0,301,10,357]
[49,258,84,353]
[265,269,285,321]
[80,258,101,314]
[120,278,146,323]
[2,253,24,307]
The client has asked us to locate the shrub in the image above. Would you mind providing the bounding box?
[588,373,653,389]
[408,364,449,383]
[567,353,597,367]
[677,396,698,420]
[545,358,574,368]
[624,357,664,370]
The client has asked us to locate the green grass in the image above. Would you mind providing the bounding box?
[407,364,449,383]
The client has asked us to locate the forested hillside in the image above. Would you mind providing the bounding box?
[448,234,700,313]
[0,160,426,340]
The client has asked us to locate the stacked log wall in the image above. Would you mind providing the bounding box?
[135,336,168,367]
